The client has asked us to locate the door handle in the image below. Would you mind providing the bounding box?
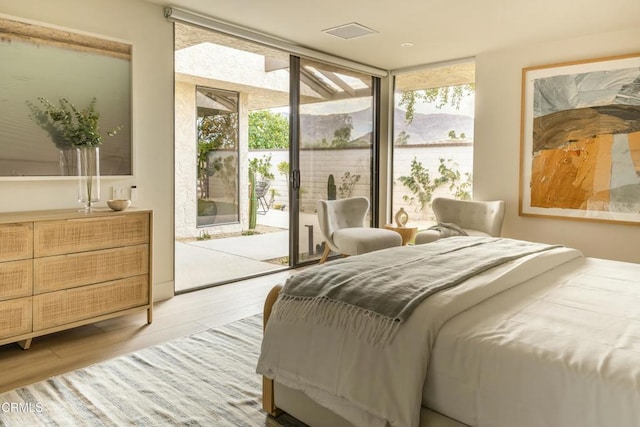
[292,169,300,190]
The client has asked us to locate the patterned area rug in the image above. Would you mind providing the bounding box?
[0,315,305,426]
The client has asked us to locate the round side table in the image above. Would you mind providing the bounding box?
[383,224,418,246]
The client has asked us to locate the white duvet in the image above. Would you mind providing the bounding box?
[424,255,640,426]
[257,246,585,427]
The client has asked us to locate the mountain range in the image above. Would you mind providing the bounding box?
[299,107,474,146]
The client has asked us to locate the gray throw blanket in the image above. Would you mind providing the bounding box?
[273,237,561,346]
[428,222,468,237]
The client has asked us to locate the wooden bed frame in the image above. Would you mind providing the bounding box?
[261,284,465,427]
[262,284,281,417]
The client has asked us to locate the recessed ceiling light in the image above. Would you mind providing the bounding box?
[400,42,414,48]
[322,23,378,40]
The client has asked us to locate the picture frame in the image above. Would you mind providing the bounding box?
[0,16,132,178]
[520,53,640,224]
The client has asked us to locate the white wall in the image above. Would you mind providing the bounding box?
[0,0,175,299]
[474,26,640,263]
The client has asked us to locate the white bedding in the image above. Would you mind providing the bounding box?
[423,256,640,426]
[258,245,582,427]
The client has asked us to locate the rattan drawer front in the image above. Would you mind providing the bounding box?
[0,259,33,301]
[33,275,149,330]
[34,245,149,294]
[0,297,32,340]
[34,213,150,257]
[0,223,33,262]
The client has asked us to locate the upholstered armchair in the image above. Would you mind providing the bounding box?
[414,197,505,244]
[317,197,402,264]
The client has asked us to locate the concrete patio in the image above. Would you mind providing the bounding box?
[175,209,324,292]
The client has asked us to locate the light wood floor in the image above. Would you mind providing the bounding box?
[0,270,295,394]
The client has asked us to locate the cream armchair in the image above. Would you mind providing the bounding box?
[317,197,402,264]
[414,197,505,244]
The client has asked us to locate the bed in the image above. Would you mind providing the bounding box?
[257,237,640,427]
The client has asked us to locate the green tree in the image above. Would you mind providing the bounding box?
[399,84,475,125]
[248,110,289,149]
[332,122,353,147]
[447,130,467,140]
[198,114,237,148]
[395,130,410,145]
[314,115,354,148]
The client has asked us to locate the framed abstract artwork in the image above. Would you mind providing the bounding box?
[520,53,640,224]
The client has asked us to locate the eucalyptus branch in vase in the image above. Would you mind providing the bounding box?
[31,97,122,147]
[29,97,123,210]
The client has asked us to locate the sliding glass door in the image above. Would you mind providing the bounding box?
[174,23,291,291]
[174,20,381,290]
[292,58,376,265]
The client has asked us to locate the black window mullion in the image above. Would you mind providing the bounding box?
[289,55,301,266]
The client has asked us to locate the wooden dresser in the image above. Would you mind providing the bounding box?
[0,208,152,349]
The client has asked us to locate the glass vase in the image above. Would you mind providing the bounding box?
[77,147,100,212]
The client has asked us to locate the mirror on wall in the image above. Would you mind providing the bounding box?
[0,17,132,177]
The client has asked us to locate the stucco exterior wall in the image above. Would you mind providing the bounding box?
[174,80,198,238]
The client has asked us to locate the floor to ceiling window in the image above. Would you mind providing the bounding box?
[195,87,239,226]
[391,61,475,230]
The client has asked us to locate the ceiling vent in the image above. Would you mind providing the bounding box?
[322,22,377,40]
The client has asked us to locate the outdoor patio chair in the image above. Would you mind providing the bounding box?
[255,180,270,214]
[414,197,505,244]
[317,196,402,264]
